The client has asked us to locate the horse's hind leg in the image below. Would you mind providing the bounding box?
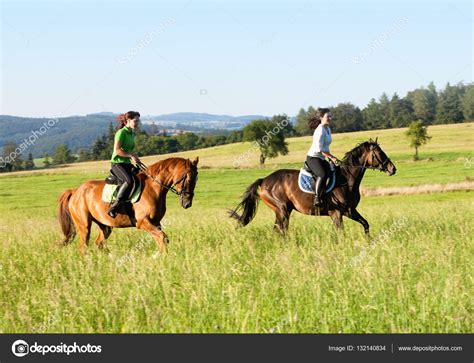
[275,205,293,236]
[95,222,112,251]
[70,209,92,255]
[271,205,291,236]
[263,198,292,236]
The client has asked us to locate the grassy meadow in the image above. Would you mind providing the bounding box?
[0,123,472,333]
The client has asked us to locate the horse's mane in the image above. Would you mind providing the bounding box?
[342,139,379,166]
[146,157,191,175]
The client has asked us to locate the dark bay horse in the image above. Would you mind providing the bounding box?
[229,140,396,235]
[58,157,199,254]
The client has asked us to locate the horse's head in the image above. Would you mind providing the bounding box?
[175,157,199,209]
[365,138,396,175]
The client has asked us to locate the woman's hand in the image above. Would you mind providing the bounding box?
[131,153,141,165]
[323,152,338,164]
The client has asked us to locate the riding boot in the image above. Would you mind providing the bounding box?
[313,177,325,207]
[108,182,130,218]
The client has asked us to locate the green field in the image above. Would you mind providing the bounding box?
[0,123,472,333]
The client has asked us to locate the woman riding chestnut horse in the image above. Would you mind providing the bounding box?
[108,111,141,218]
[229,108,397,235]
[57,111,199,254]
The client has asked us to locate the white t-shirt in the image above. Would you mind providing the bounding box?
[307,124,332,159]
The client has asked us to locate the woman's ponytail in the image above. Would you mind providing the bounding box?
[308,107,330,130]
[116,111,140,130]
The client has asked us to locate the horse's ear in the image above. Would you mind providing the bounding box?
[375,137,378,144]
[192,157,199,166]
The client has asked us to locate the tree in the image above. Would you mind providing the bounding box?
[388,93,413,128]
[176,132,199,150]
[331,102,363,132]
[91,134,108,160]
[295,108,309,136]
[378,93,391,128]
[362,98,382,130]
[272,114,296,137]
[2,143,23,171]
[43,153,51,168]
[226,130,243,143]
[242,118,288,165]
[407,85,436,124]
[435,83,464,124]
[52,144,76,165]
[77,149,92,162]
[460,83,474,120]
[24,152,35,170]
[408,89,430,123]
[405,121,431,160]
[426,81,438,123]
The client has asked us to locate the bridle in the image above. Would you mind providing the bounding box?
[136,161,193,196]
[341,147,391,173]
[369,148,391,172]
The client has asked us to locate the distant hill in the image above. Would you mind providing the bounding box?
[144,112,266,122]
[142,112,268,130]
[0,112,270,157]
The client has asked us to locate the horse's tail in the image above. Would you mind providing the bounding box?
[57,189,76,245]
[228,178,263,227]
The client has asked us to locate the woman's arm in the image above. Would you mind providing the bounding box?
[114,139,140,163]
[321,151,338,163]
[316,127,338,162]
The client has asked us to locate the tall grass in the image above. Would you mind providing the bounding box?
[0,189,472,333]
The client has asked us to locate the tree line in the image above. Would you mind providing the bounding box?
[295,82,473,135]
[0,124,245,171]
[1,81,472,172]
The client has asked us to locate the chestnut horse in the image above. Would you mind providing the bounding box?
[58,157,199,254]
[229,140,396,235]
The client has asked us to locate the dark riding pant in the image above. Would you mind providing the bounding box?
[306,156,331,206]
[111,162,134,201]
[306,156,331,185]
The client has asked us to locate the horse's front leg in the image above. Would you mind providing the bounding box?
[348,208,370,236]
[136,217,169,253]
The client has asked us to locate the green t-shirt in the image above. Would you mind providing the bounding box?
[111,127,136,164]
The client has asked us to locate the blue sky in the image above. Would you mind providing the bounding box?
[1,0,472,118]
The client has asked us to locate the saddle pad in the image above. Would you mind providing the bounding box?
[297,168,336,194]
[102,180,142,203]
[298,169,315,194]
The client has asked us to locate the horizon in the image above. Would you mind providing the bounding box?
[0,80,468,120]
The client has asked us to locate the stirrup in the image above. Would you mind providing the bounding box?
[108,200,122,218]
[314,196,323,207]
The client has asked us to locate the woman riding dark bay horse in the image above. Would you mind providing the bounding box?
[58,157,199,254]
[229,140,396,235]
[306,107,339,208]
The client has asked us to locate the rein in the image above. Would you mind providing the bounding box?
[136,161,187,196]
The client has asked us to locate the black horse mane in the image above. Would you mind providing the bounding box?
[341,139,379,166]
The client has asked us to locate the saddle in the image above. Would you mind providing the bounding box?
[102,166,143,203]
[105,165,140,185]
[298,161,347,194]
